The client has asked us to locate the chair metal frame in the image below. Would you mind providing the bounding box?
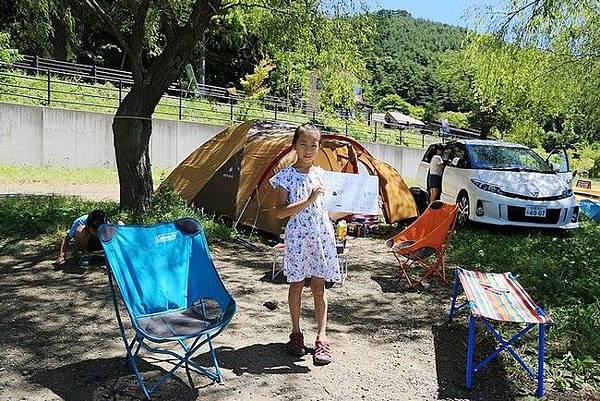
[391,235,454,287]
[102,220,236,400]
[271,243,285,280]
[106,272,234,399]
[389,201,458,287]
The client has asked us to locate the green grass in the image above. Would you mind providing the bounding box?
[449,221,600,392]
[0,165,171,186]
[0,70,435,148]
[0,188,235,257]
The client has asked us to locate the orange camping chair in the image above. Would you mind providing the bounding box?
[385,201,458,287]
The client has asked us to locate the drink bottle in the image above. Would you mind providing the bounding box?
[335,220,348,242]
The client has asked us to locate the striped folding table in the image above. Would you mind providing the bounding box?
[449,267,553,398]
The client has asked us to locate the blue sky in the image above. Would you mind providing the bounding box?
[364,0,501,28]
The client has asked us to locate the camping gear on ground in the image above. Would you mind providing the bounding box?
[160,120,417,235]
[335,220,348,243]
[409,187,430,215]
[98,218,236,400]
[77,254,91,267]
[349,214,379,237]
[385,201,458,287]
[580,199,600,222]
[449,267,552,398]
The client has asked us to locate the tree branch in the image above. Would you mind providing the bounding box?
[498,0,540,35]
[220,1,292,15]
[128,0,152,81]
[82,0,131,55]
[181,0,220,36]
[155,0,180,43]
[137,0,221,113]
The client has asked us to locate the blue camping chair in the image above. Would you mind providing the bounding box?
[98,218,236,399]
[580,199,600,222]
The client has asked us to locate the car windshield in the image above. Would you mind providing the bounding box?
[466,144,553,173]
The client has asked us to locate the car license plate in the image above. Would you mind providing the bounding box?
[525,205,547,217]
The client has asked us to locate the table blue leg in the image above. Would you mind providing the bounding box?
[466,315,476,390]
[537,323,545,397]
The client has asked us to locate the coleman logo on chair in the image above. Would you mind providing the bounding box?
[154,232,178,243]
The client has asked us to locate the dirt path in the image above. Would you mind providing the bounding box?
[2,237,560,401]
[1,183,120,201]
[0,185,586,400]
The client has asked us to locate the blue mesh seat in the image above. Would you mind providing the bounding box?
[99,218,236,399]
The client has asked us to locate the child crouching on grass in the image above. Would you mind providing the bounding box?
[270,123,345,365]
[55,210,107,266]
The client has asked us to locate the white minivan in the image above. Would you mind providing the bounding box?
[416,140,579,229]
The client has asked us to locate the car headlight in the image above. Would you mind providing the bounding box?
[561,188,573,198]
[471,179,504,195]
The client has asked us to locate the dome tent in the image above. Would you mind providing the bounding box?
[161,120,418,235]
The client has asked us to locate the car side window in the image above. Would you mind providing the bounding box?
[442,145,455,162]
[443,144,469,168]
[422,145,436,163]
[453,144,469,168]
[546,149,569,173]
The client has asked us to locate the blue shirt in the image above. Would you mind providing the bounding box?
[67,214,88,238]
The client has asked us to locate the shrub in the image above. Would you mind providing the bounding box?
[436,111,470,129]
[0,190,235,250]
[119,183,236,241]
[504,118,544,148]
[407,104,425,120]
[376,94,411,113]
[0,32,20,65]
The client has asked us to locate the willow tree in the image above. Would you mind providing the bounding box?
[495,0,600,141]
[224,0,371,112]
[437,0,600,143]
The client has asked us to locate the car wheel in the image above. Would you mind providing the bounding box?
[457,192,470,226]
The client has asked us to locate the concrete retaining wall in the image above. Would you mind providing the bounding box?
[363,141,425,180]
[0,102,426,179]
[0,103,224,169]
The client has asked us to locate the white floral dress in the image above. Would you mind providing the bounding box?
[270,166,341,283]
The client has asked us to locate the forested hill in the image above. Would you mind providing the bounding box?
[364,9,467,106]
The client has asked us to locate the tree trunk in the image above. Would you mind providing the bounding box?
[112,84,156,211]
[108,0,220,211]
[112,57,204,211]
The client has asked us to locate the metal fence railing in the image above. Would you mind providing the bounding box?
[10,55,317,114]
[0,56,466,148]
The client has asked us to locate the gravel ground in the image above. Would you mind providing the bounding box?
[0,184,594,400]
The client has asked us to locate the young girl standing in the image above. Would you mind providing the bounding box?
[270,123,341,365]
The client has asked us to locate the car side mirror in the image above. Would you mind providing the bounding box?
[550,162,560,172]
[450,157,460,167]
